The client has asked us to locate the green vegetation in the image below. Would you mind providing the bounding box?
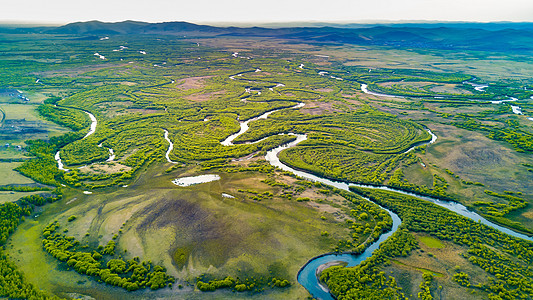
[0,194,62,299]
[418,236,445,249]
[327,187,533,300]
[42,221,174,291]
[196,275,290,293]
[0,22,532,300]
[320,228,417,299]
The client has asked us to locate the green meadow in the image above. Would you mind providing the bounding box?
[0,24,531,300]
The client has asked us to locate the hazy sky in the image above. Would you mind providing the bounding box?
[2,0,532,24]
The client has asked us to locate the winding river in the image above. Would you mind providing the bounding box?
[359,81,533,122]
[264,133,532,299]
[163,129,178,164]
[55,111,98,171]
[217,77,533,299]
[361,83,403,98]
[54,110,117,170]
[221,103,305,146]
[83,112,97,138]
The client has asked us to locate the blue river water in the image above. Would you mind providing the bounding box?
[264,134,532,300]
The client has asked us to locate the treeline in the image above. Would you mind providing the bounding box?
[0,185,51,192]
[320,228,416,299]
[37,102,90,131]
[339,191,393,253]
[196,275,290,293]
[0,194,62,299]
[42,221,174,291]
[15,132,83,186]
[453,119,533,153]
[60,140,109,166]
[341,187,533,300]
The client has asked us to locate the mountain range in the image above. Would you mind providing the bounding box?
[6,20,533,53]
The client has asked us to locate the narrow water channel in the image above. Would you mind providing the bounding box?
[264,134,532,299]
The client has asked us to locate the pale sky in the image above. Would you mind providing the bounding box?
[1,0,532,25]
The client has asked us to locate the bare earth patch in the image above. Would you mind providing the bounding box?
[177,76,213,90]
[78,163,132,174]
[521,210,533,221]
[301,101,343,115]
[314,88,334,93]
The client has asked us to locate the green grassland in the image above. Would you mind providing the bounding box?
[0,103,71,146]
[0,162,36,185]
[7,161,385,299]
[0,29,531,300]
[418,235,445,249]
[320,187,533,300]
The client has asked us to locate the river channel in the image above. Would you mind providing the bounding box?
[222,72,533,299]
[263,132,532,299]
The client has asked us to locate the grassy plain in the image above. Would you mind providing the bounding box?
[386,233,487,300]
[0,29,532,300]
[0,103,70,145]
[0,162,35,185]
[7,160,371,299]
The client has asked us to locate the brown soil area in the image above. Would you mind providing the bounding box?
[176,76,213,90]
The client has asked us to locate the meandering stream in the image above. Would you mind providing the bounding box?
[54,110,118,170]
[216,78,532,299]
[360,83,404,98]
[264,133,532,299]
[360,81,532,120]
[221,103,305,146]
[55,111,98,171]
[163,129,178,164]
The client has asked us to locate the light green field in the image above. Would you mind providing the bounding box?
[418,236,445,249]
[0,162,35,185]
[7,162,370,299]
[1,103,43,120]
[0,90,48,105]
[0,103,70,144]
[0,191,47,204]
[0,147,28,159]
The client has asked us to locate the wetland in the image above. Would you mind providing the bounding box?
[0,21,532,300]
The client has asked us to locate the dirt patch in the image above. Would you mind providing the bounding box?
[315,88,334,93]
[177,76,213,90]
[301,102,340,115]
[78,163,132,174]
[136,195,242,268]
[521,210,533,221]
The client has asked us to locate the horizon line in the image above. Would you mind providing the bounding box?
[2,19,533,27]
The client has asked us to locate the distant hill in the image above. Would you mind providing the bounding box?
[49,20,150,35]
[12,20,533,53]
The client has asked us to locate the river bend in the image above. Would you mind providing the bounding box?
[264,133,532,299]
